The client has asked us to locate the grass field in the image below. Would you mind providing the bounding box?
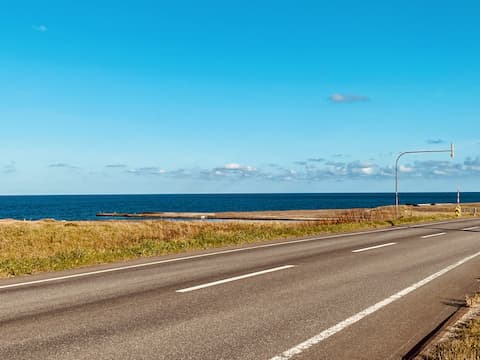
[0,207,456,278]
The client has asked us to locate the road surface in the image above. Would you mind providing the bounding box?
[1,218,480,359]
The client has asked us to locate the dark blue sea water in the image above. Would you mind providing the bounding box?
[0,193,479,221]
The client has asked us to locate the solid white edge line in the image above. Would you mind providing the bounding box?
[270,249,480,360]
[352,242,396,253]
[421,232,446,239]
[176,265,295,293]
[463,226,479,231]
[0,218,476,290]
[408,218,474,228]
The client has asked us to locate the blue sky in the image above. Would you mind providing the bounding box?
[1,1,479,194]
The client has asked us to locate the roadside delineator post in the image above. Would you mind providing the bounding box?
[455,206,462,217]
[455,188,461,217]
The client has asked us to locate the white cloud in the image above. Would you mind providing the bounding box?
[127,167,167,175]
[427,138,446,145]
[33,25,48,32]
[105,164,128,169]
[122,156,480,183]
[432,169,448,175]
[347,162,379,176]
[219,163,256,172]
[204,163,258,179]
[49,163,79,169]
[359,166,375,175]
[399,164,415,173]
[223,163,242,170]
[224,163,242,170]
[329,93,370,104]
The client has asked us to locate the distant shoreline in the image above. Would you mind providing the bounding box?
[96,203,479,221]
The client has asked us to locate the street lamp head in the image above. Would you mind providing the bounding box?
[450,143,455,159]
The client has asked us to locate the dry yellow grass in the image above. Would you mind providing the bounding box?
[420,294,480,360]
[0,209,457,278]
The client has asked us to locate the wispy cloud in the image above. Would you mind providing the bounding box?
[307,158,325,163]
[32,25,48,32]
[332,153,350,158]
[105,164,128,169]
[48,163,79,169]
[123,156,480,183]
[200,163,259,180]
[427,138,446,145]
[294,161,308,166]
[127,167,167,175]
[464,156,480,170]
[2,162,16,174]
[393,158,480,178]
[329,93,370,104]
[267,163,282,168]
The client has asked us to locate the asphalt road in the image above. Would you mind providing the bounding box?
[1,218,480,359]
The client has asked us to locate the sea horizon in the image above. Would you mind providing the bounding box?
[0,191,478,196]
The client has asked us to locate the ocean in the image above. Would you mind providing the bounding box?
[0,193,479,221]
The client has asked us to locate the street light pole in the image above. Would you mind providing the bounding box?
[395,143,454,218]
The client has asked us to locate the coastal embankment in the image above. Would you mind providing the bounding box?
[97,203,480,221]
